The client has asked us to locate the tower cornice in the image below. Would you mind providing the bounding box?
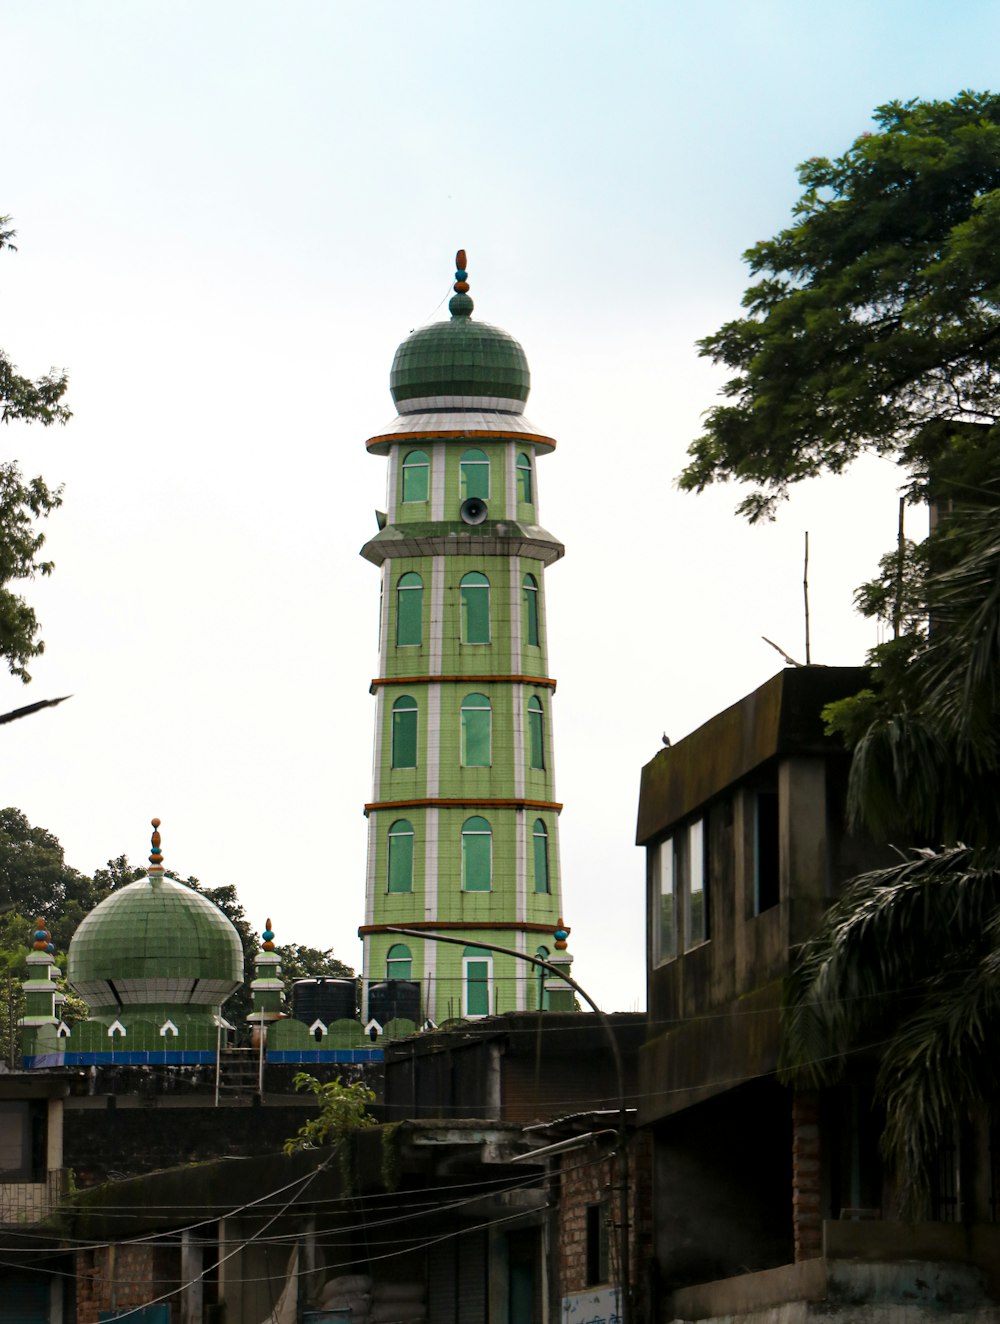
[364,797,562,816]
[360,521,565,567]
[370,674,557,694]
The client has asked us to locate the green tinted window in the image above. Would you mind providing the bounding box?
[402,450,429,503]
[460,448,489,500]
[517,453,532,504]
[464,956,491,1016]
[391,695,417,768]
[386,942,412,980]
[462,816,492,891]
[523,574,539,647]
[460,572,490,644]
[396,572,423,646]
[533,818,549,893]
[388,820,414,893]
[535,945,550,1010]
[528,696,545,770]
[461,693,491,766]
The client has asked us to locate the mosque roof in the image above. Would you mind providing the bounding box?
[67,820,243,1011]
[388,251,531,414]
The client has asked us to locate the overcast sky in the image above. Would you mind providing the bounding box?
[3,0,996,1011]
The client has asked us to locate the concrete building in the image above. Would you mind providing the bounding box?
[636,666,1000,1322]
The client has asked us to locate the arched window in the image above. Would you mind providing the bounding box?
[460,572,491,644]
[528,696,545,770]
[386,943,412,980]
[461,693,492,767]
[387,819,414,893]
[460,448,489,500]
[533,818,549,893]
[517,452,533,504]
[396,572,423,646]
[535,945,550,1010]
[462,816,492,891]
[401,449,429,503]
[391,695,418,768]
[463,945,492,1017]
[523,574,539,647]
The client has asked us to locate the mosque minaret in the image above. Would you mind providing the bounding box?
[358,253,570,1024]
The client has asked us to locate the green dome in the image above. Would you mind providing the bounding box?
[68,878,244,1013]
[390,299,530,410]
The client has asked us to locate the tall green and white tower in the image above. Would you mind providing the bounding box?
[359,252,569,1024]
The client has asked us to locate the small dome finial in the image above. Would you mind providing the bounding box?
[262,917,275,952]
[149,817,164,879]
[449,248,473,318]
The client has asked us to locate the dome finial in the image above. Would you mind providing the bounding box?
[449,248,473,318]
[149,816,164,881]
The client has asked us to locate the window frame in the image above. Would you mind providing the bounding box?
[523,573,540,647]
[532,818,550,893]
[401,449,430,503]
[396,572,423,647]
[391,694,418,769]
[461,815,493,891]
[517,452,533,504]
[460,692,492,767]
[462,947,493,1017]
[460,447,490,500]
[460,572,491,645]
[387,819,415,893]
[652,816,710,963]
[527,695,545,770]
[386,942,412,980]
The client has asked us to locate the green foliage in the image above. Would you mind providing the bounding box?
[679,93,1000,521]
[283,1072,376,1155]
[0,217,70,682]
[781,845,1000,1215]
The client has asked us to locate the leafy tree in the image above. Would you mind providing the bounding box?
[0,807,100,949]
[679,93,1000,522]
[0,217,70,682]
[781,846,1000,1215]
[682,94,1000,1209]
[283,1072,376,1155]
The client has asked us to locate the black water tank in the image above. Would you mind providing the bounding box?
[292,978,358,1026]
[368,979,420,1025]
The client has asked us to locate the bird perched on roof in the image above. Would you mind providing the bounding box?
[661,733,671,747]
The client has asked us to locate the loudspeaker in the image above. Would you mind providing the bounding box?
[460,497,488,525]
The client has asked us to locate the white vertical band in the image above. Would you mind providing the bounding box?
[429,556,445,674]
[387,449,399,523]
[431,442,446,522]
[515,928,528,1011]
[513,682,525,799]
[423,805,439,1024]
[371,688,384,801]
[379,559,392,675]
[425,683,441,798]
[505,445,517,520]
[509,554,522,673]
[365,812,379,926]
[552,809,563,913]
[516,811,527,926]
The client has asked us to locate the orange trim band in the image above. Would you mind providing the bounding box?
[359,921,558,937]
[370,674,556,694]
[364,797,562,816]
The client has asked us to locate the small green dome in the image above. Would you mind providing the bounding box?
[68,878,244,1012]
[390,297,531,410]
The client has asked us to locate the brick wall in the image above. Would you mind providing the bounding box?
[76,1243,180,1323]
[792,1090,822,1261]
[557,1130,653,1311]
